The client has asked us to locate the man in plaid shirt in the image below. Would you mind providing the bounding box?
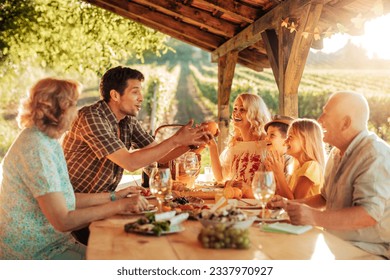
[62,66,211,244]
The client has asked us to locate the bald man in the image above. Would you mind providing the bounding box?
[272,91,390,259]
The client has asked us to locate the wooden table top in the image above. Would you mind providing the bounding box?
[86,214,383,260]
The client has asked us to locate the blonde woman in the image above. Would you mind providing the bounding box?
[208,93,271,190]
[0,78,148,260]
[266,118,326,200]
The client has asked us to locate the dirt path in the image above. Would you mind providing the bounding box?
[173,63,214,125]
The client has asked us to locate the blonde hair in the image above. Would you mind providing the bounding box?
[17,77,80,139]
[228,93,271,147]
[288,118,326,170]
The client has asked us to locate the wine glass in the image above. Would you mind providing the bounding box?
[141,162,157,187]
[149,167,172,212]
[183,152,200,190]
[251,171,276,228]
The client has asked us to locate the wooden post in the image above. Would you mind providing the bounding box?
[150,81,158,133]
[262,0,324,117]
[217,50,238,153]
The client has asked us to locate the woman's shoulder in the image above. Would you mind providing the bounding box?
[18,127,50,143]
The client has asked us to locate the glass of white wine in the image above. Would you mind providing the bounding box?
[183,152,200,190]
[149,167,172,212]
[251,171,276,228]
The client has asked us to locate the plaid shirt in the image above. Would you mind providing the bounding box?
[62,100,154,193]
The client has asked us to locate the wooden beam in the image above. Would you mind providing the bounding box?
[133,0,238,37]
[194,0,262,23]
[237,58,264,72]
[212,47,269,66]
[238,49,270,67]
[279,0,324,117]
[85,0,225,49]
[211,0,313,61]
[278,19,294,117]
[217,50,238,153]
[261,29,279,86]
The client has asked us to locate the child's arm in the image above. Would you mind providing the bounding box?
[292,176,315,199]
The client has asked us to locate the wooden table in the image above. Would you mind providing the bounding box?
[86,214,383,260]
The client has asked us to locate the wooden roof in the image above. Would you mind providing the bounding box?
[82,0,388,151]
[83,0,387,72]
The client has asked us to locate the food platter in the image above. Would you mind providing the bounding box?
[235,199,262,209]
[119,205,157,215]
[165,196,209,219]
[125,224,184,235]
[140,189,156,199]
[124,211,188,236]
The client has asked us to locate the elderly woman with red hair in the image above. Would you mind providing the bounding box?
[0,78,148,259]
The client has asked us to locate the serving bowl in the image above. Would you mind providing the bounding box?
[198,216,256,229]
[197,206,256,229]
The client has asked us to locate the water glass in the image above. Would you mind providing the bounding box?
[149,167,172,212]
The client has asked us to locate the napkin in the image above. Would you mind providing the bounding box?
[262,222,312,235]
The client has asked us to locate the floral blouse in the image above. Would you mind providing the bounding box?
[219,141,268,184]
[0,127,77,259]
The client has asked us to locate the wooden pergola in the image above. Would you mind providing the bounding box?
[83,0,388,151]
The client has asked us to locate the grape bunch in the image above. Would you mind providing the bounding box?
[198,224,250,249]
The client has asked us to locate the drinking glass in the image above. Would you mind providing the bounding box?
[149,167,172,212]
[251,171,276,228]
[141,162,157,188]
[143,162,157,177]
[183,152,200,190]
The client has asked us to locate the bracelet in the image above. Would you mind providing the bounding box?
[110,191,117,201]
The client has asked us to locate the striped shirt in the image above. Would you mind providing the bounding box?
[62,100,154,193]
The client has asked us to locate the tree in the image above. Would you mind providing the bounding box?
[0,0,169,89]
[1,0,169,73]
[0,0,37,61]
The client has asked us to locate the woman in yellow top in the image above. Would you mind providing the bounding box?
[265,118,326,200]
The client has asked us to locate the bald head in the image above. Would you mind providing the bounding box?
[328,91,369,131]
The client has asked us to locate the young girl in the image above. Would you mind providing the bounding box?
[265,118,325,200]
[207,93,271,190]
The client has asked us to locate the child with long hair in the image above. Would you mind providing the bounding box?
[207,93,271,191]
[265,118,326,200]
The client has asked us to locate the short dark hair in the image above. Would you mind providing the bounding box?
[100,66,144,102]
[264,115,294,137]
[266,122,289,137]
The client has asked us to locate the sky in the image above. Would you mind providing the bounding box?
[320,13,390,60]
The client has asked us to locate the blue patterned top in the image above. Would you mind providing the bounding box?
[0,127,77,259]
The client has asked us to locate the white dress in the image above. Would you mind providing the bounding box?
[219,140,268,184]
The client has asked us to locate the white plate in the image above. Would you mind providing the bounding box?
[255,209,289,222]
[255,217,288,222]
[126,225,185,235]
[196,181,216,187]
[119,205,157,215]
